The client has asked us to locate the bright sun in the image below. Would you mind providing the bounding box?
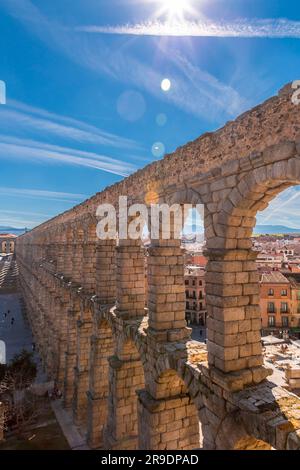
[157,0,195,21]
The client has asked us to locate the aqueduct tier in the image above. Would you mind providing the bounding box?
[16,83,300,449]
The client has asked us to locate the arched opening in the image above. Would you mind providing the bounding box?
[250,182,300,394]
[182,205,207,342]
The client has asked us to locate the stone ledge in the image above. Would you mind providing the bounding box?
[206,365,272,392]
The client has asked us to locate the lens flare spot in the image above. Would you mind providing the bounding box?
[152,141,165,158]
[161,78,171,92]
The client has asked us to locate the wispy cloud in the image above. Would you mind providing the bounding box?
[0,189,87,227]
[77,18,300,38]
[0,187,87,202]
[257,187,300,228]
[0,209,56,218]
[1,100,139,150]
[0,216,42,228]
[0,135,137,177]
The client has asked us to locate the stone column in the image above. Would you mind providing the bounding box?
[82,242,96,293]
[63,242,73,278]
[0,402,4,441]
[116,238,145,319]
[205,248,271,384]
[63,304,81,408]
[137,390,200,450]
[95,240,116,303]
[87,330,113,448]
[103,353,145,450]
[72,240,84,285]
[147,236,189,342]
[54,291,70,390]
[73,318,93,426]
[56,242,65,274]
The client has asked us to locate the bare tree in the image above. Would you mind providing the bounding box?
[0,350,38,438]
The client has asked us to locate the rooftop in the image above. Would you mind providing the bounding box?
[260,272,290,284]
[0,233,17,239]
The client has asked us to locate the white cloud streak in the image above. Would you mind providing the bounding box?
[76,18,300,38]
[1,100,139,150]
[0,135,137,177]
[257,187,300,228]
[0,187,87,202]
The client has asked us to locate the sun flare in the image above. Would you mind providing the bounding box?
[156,0,196,22]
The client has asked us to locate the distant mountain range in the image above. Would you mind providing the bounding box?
[1,225,299,238]
[254,225,300,235]
[0,226,27,235]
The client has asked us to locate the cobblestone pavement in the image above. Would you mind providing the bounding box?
[0,292,45,381]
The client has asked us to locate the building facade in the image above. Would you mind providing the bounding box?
[184,265,207,326]
[260,272,300,337]
[0,234,16,255]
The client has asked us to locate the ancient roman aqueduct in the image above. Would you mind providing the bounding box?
[10,84,300,449]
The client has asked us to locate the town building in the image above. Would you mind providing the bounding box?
[0,233,17,255]
[184,265,207,326]
[260,272,291,336]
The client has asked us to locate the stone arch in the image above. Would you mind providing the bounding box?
[207,147,299,250]
[204,144,300,379]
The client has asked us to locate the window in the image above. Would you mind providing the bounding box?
[199,291,203,300]
[185,280,188,286]
[267,302,275,313]
[282,316,289,327]
[199,280,202,287]
[186,302,189,309]
[192,280,195,286]
[193,291,196,299]
[268,316,275,327]
[281,302,288,313]
[281,289,288,297]
[268,288,274,296]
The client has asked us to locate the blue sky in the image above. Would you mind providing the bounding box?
[0,0,300,229]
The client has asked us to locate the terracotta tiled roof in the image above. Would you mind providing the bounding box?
[0,233,17,238]
[260,272,290,284]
